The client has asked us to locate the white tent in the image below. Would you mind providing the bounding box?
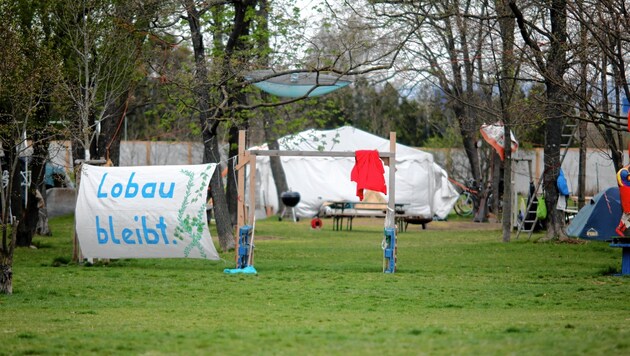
[253,126,459,219]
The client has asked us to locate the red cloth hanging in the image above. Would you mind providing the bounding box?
[350,150,387,200]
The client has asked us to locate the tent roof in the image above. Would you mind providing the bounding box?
[566,187,621,241]
[251,126,456,219]
[277,126,434,162]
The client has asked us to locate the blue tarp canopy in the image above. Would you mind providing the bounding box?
[566,187,621,241]
[45,163,67,187]
[247,70,350,98]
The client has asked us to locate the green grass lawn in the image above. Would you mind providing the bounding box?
[1,215,629,355]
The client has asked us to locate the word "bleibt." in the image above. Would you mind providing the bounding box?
[96,215,173,245]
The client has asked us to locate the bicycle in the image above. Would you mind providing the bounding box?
[451,178,478,217]
[450,178,499,218]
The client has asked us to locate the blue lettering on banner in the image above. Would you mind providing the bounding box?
[96,172,175,199]
[125,173,138,197]
[112,183,123,197]
[142,182,156,198]
[95,215,171,245]
[97,173,109,198]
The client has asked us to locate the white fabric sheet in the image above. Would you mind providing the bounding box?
[254,126,459,219]
[75,164,219,260]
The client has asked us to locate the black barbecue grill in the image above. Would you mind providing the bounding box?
[280,191,300,222]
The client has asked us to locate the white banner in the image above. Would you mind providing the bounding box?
[75,164,220,260]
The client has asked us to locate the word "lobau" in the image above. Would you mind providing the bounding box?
[97,172,175,199]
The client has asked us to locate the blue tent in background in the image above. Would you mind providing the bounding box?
[566,187,621,241]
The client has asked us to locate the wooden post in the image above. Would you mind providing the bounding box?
[72,163,83,263]
[247,155,258,267]
[237,131,246,229]
[249,155,257,225]
[386,132,396,229]
[236,130,247,264]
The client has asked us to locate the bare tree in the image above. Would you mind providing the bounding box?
[363,0,565,234]
[169,0,410,246]
[510,0,569,240]
[363,0,505,219]
[495,0,518,241]
[565,0,630,172]
[96,1,162,166]
[0,2,63,294]
[176,0,235,251]
[56,0,140,163]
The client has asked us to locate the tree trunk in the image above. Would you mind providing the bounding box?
[254,0,289,217]
[501,126,512,242]
[604,123,623,172]
[512,0,569,240]
[492,152,502,218]
[16,131,49,247]
[96,2,152,167]
[0,253,13,295]
[226,124,240,225]
[542,0,568,240]
[219,0,254,235]
[577,21,588,210]
[444,11,481,189]
[497,0,517,242]
[599,55,623,172]
[0,131,16,294]
[455,106,482,197]
[461,124,481,183]
[543,92,565,240]
[97,92,128,166]
[578,120,587,209]
[9,160,23,240]
[71,137,85,167]
[204,126,235,251]
[34,183,51,236]
[262,111,289,217]
[0,219,17,295]
[185,1,234,251]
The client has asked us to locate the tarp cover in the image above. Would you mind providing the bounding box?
[566,187,621,241]
[254,126,459,219]
[480,122,518,160]
[75,164,220,260]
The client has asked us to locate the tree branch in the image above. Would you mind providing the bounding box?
[508,1,546,72]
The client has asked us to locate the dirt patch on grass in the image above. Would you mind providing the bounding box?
[254,235,282,241]
[348,217,502,231]
[423,220,502,231]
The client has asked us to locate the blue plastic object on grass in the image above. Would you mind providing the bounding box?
[383,227,396,273]
[237,225,253,269]
[224,266,258,274]
[609,238,630,275]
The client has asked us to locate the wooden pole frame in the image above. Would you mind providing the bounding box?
[235,130,397,268]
